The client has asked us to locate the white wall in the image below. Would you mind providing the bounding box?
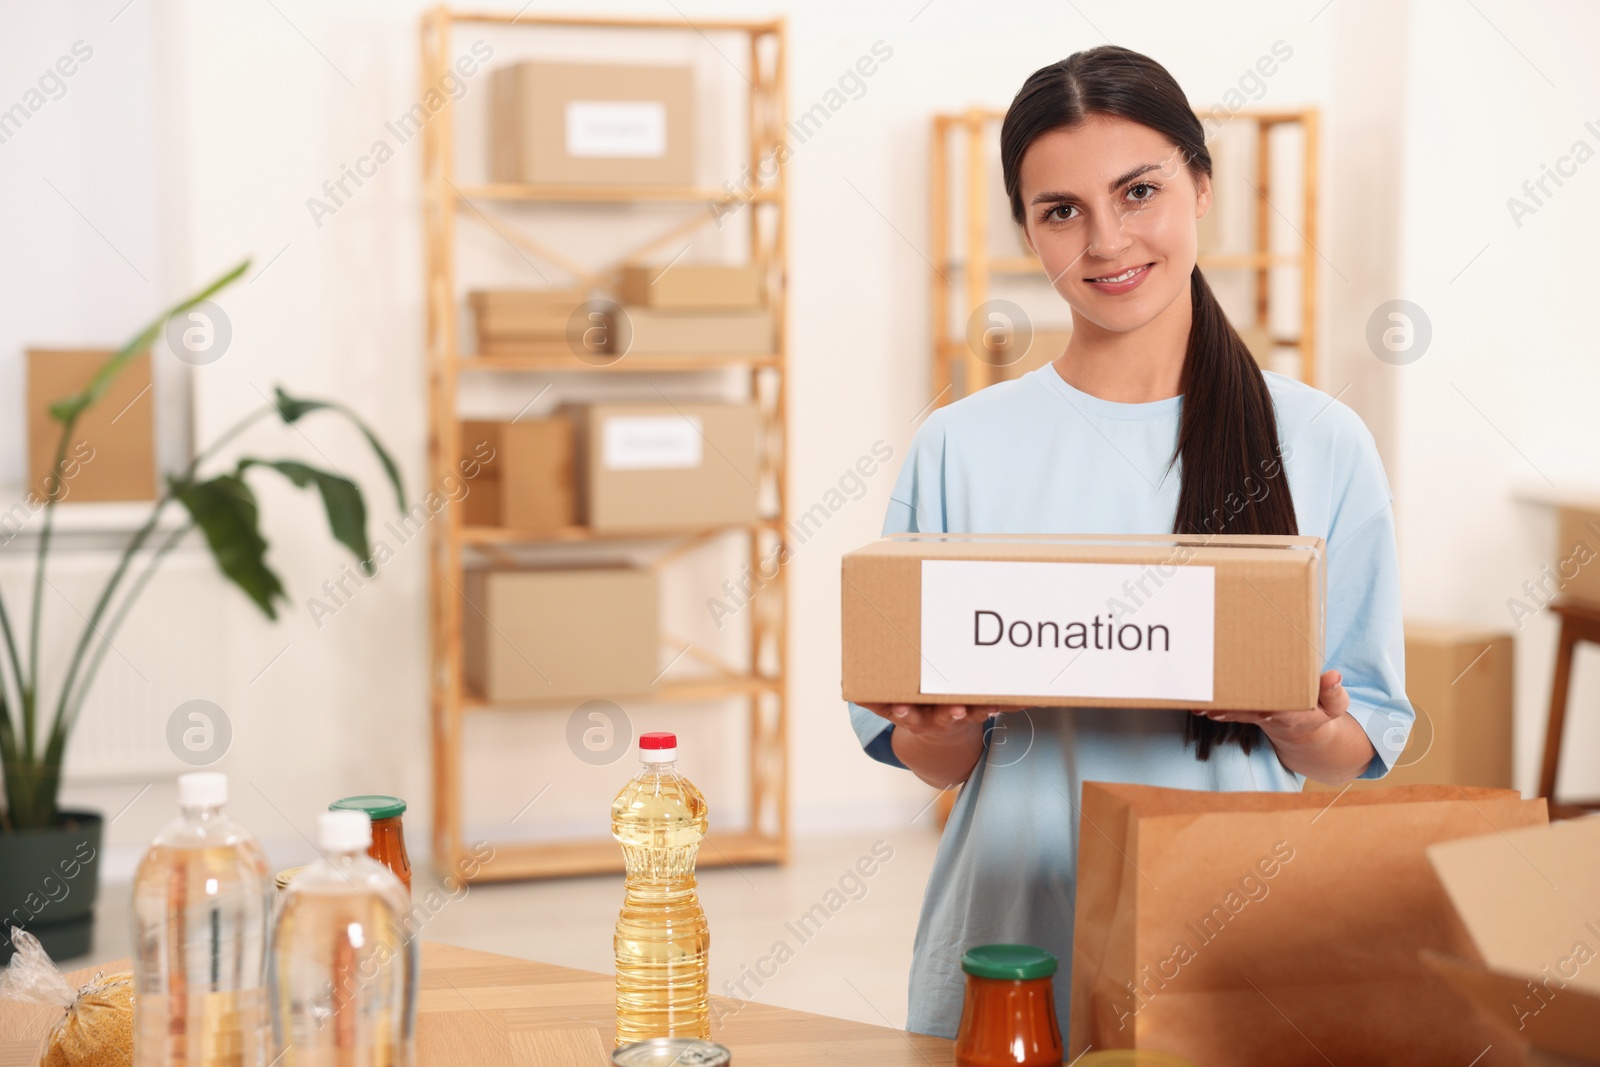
[5,0,1585,876]
[1393,0,1600,796]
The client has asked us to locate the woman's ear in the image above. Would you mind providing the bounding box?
[1019,223,1037,258]
[1194,171,1213,223]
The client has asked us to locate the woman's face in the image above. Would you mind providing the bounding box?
[1017,114,1211,333]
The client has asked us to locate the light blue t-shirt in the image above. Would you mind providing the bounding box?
[846,361,1411,1039]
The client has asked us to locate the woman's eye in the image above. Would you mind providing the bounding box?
[1044,204,1076,222]
[1127,182,1159,204]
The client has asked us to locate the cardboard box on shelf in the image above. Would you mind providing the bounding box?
[571,402,760,533]
[618,308,773,355]
[463,564,659,702]
[1236,322,1276,367]
[459,418,575,533]
[26,348,156,503]
[489,61,694,187]
[1423,817,1600,1064]
[616,264,763,310]
[468,289,589,349]
[1556,503,1600,607]
[1307,620,1514,792]
[841,532,1325,711]
[990,327,1070,385]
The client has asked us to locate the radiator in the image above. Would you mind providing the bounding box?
[0,537,225,782]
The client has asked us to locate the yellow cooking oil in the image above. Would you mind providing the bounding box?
[611,731,710,1046]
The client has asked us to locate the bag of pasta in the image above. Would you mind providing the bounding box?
[0,927,132,1067]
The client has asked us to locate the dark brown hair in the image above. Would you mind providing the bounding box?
[999,45,1299,760]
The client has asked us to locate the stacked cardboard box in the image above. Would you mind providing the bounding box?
[619,309,773,355]
[612,263,773,356]
[468,289,597,358]
[489,61,694,187]
[841,533,1326,711]
[1307,620,1514,792]
[569,402,760,532]
[27,348,157,502]
[617,264,762,309]
[989,327,1070,385]
[459,418,576,533]
[463,564,658,702]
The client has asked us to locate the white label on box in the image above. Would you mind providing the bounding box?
[919,559,1215,701]
[565,101,667,158]
[602,415,703,470]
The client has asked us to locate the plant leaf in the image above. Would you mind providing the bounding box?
[240,459,373,574]
[49,259,251,423]
[272,387,405,513]
[171,473,286,619]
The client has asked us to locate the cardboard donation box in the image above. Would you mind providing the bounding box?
[459,418,575,532]
[617,264,763,310]
[463,564,658,702]
[1555,503,1600,607]
[489,62,694,187]
[572,403,760,532]
[1424,817,1600,1065]
[27,348,157,502]
[468,289,590,356]
[1069,782,1548,1065]
[840,533,1324,711]
[618,309,774,355]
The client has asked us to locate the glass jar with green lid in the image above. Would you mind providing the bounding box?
[953,944,1064,1067]
[329,796,410,894]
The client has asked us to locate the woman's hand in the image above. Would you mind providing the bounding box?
[858,702,1028,788]
[858,702,1019,743]
[1190,670,1379,784]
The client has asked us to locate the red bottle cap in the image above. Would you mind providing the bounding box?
[640,732,677,750]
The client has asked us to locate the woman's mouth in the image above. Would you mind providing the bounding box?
[1084,262,1154,295]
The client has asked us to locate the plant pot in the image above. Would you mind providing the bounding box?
[0,809,103,964]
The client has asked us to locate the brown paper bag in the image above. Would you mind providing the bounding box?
[1069,782,1547,1066]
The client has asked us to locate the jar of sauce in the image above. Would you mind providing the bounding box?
[953,944,1064,1067]
[329,795,411,894]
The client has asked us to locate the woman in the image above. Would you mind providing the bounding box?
[847,45,1411,1039]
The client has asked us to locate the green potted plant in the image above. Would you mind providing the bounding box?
[0,260,404,961]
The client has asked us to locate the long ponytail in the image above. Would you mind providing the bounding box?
[1000,46,1299,759]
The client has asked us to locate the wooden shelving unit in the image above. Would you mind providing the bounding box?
[930,107,1321,404]
[420,8,790,881]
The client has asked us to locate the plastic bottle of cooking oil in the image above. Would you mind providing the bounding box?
[268,810,417,1067]
[132,771,271,1067]
[611,731,711,1046]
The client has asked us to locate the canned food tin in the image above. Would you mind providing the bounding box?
[611,1037,731,1066]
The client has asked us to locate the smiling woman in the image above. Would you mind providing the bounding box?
[846,43,1409,1043]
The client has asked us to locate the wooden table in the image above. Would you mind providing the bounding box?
[1,941,956,1065]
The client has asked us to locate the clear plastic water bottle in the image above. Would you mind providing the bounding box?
[611,731,711,1046]
[269,809,417,1066]
[132,771,271,1067]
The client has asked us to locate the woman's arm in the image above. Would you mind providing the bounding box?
[1196,670,1376,785]
[858,703,1013,788]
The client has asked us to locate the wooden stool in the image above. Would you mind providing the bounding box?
[1538,598,1600,819]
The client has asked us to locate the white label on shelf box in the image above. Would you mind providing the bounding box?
[565,101,668,159]
[919,559,1215,701]
[602,415,703,470]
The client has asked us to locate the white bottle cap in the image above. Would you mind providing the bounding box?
[178,772,228,807]
[319,809,372,852]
